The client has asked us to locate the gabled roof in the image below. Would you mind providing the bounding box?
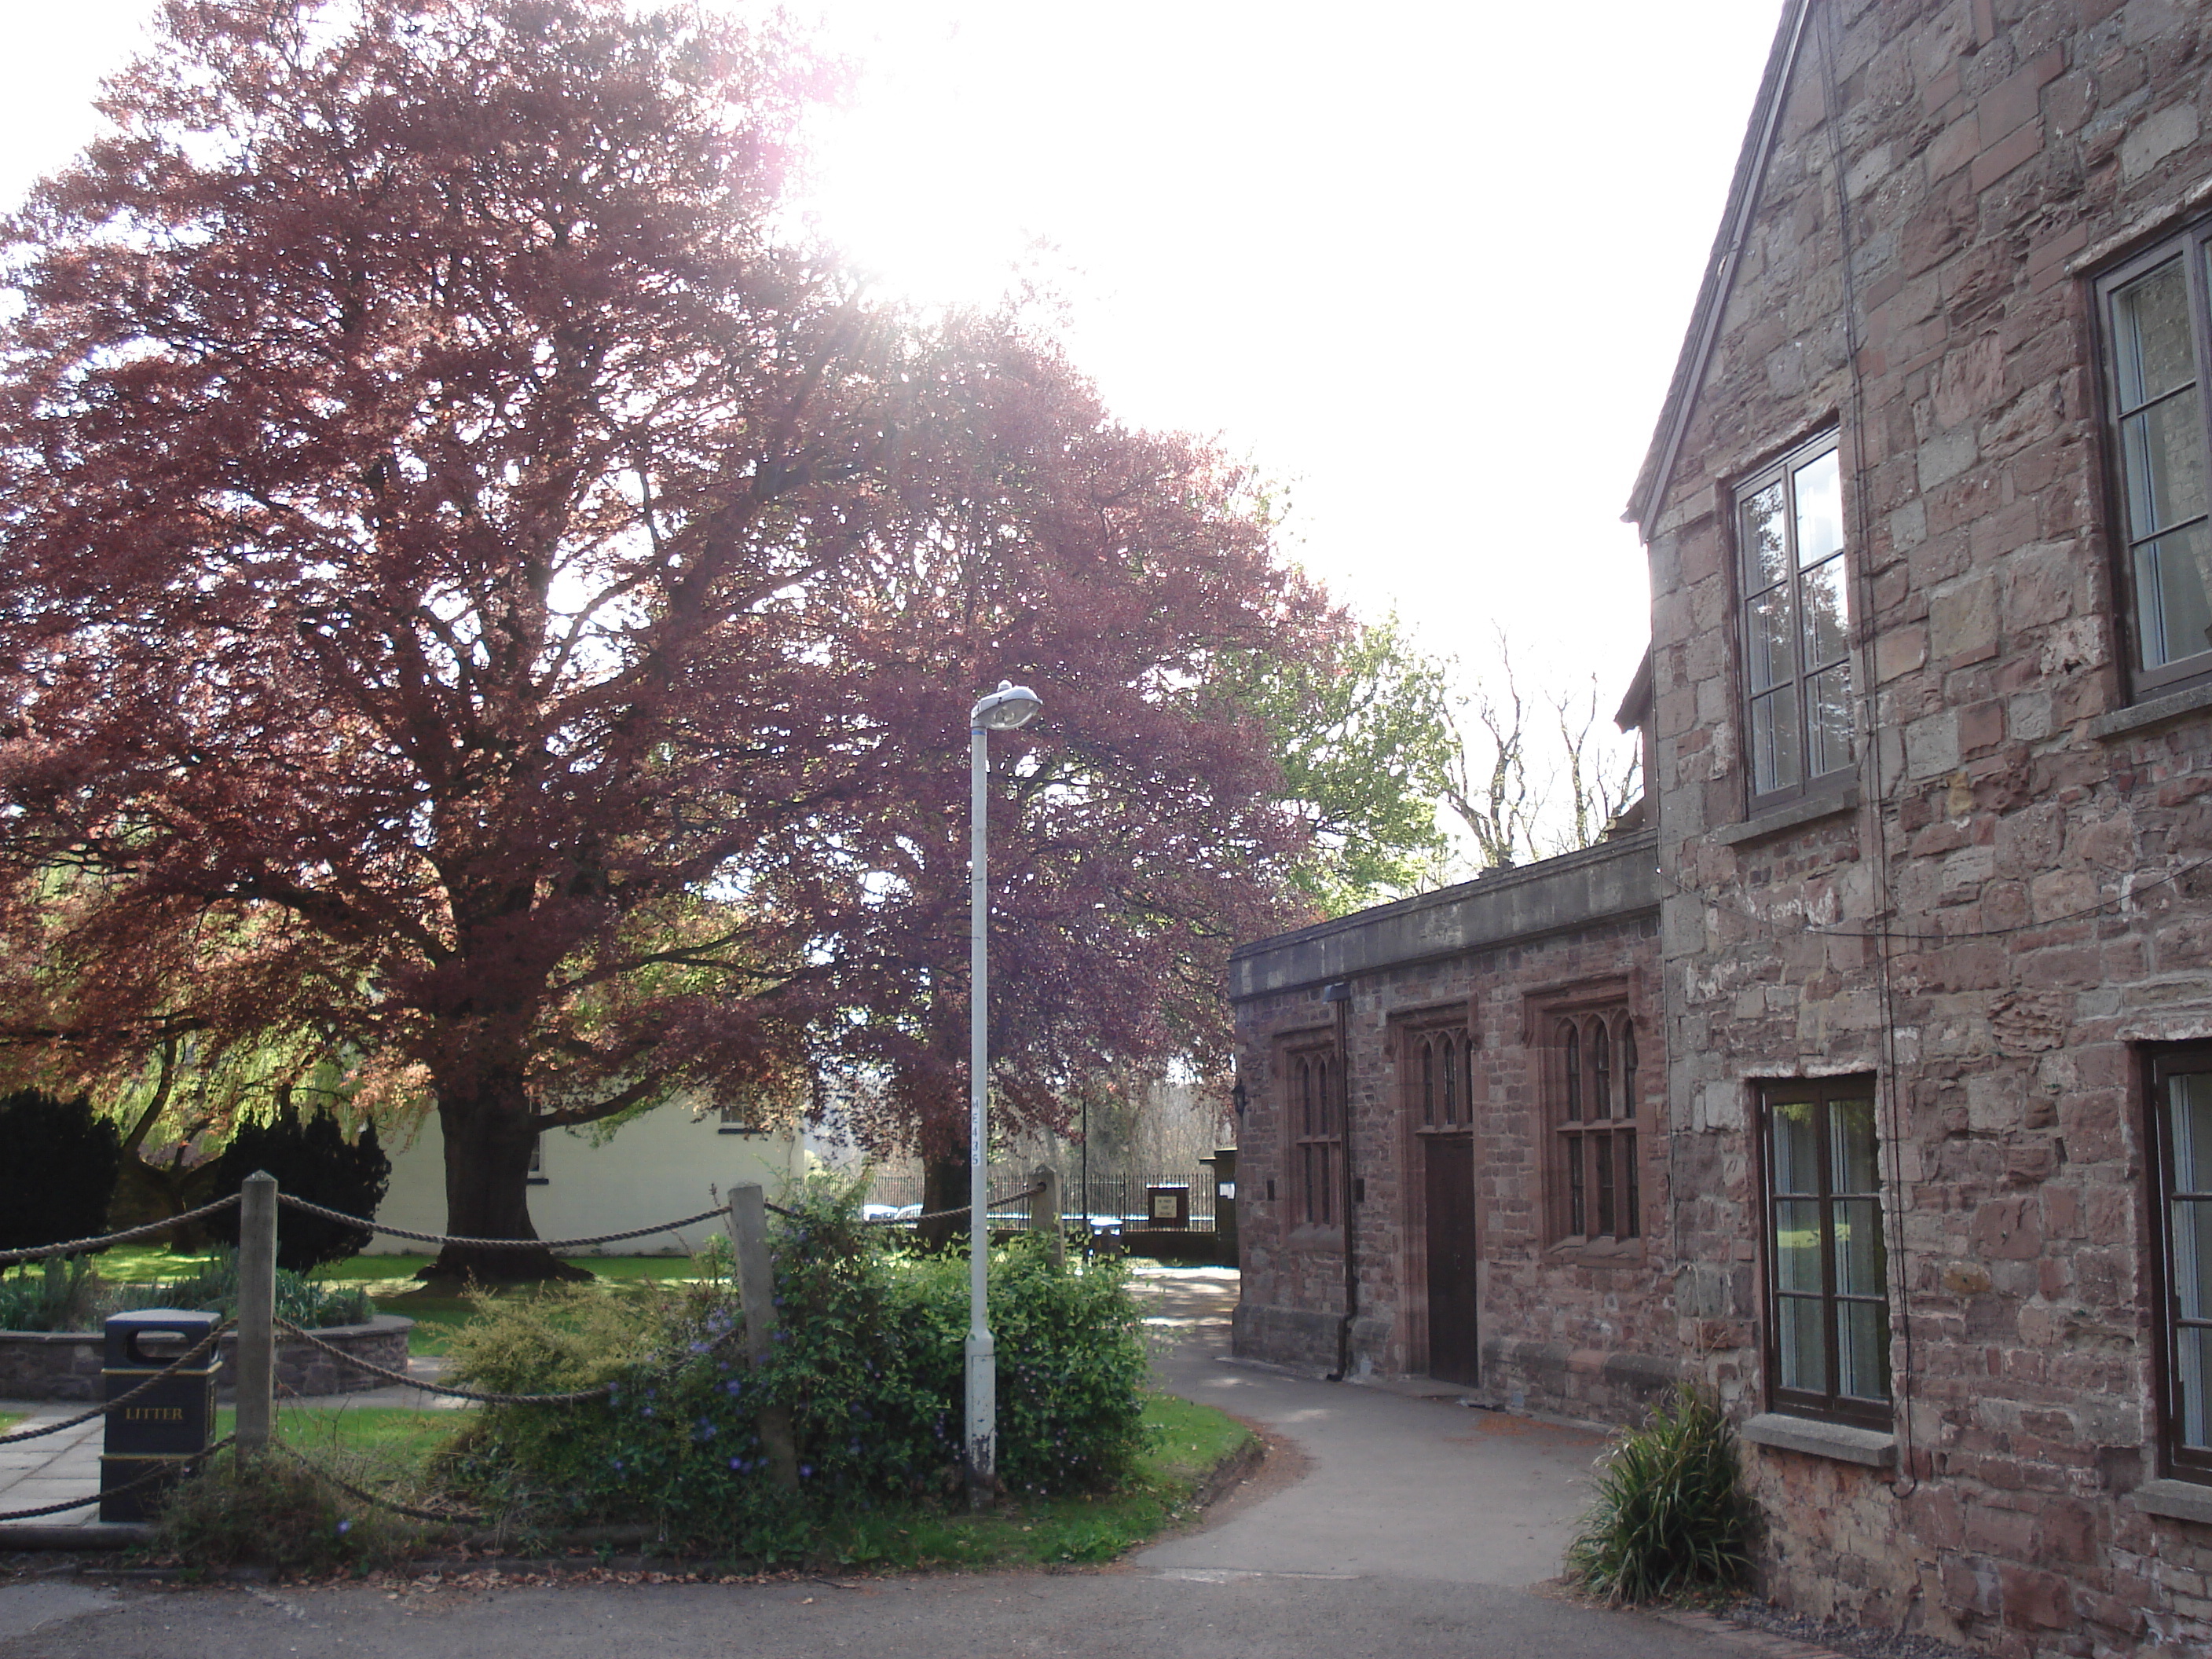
[1624,0,1815,536]
[1613,646,1653,732]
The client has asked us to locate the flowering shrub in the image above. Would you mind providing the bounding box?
[442,1182,1148,1553]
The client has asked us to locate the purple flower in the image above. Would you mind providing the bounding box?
[336,1519,351,1534]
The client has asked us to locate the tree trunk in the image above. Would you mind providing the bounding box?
[421,1078,589,1284]
[918,1151,971,1254]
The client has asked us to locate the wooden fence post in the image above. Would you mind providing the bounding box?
[1032,1164,1064,1269]
[728,1184,799,1489]
[235,1171,277,1454]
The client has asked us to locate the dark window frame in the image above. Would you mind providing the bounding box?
[1755,1075,1892,1430]
[1551,1012,1642,1245]
[1286,1043,1342,1229]
[1732,428,1855,814]
[2093,219,2212,701]
[1408,1021,1469,1134]
[2147,1045,2212,1484]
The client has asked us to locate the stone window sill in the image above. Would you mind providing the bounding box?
[2134,1478,2212,1525]
[1741,1411,1895,1467]
[2088,682,2212,742]
[1709,786,1859,848]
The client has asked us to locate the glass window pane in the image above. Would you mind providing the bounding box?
[1595,1131,1615,1236]
[1621,1130,1639,1236]
[1741,482,1789,591]
[2139,523,2212,668]
[1777,1294,1825,1393]
[1837,1298,1890,1401]
[1773,1199,1823,1291]
[1621,1024,1638,1120]
[1794,449,1843,566]
[1833,1197,1886,1296]
[1802,554,1851,670]
[1771,1098,1820,1193]
[1443,1037,1458,1126]
[1808,665,1854,779]
[1591,1022,1611,1120]
[1564,1026,1580,1121]
[1746,585,1796,693]
[2175,1199,2212,1320]
[1829,1096,1881,1193]
[1567,1137,1585,1236]
[2121,394,2209,538]
[2174,1074,2212,1192]
[2115,259,2195,410]
[1750,685,1802,797]
[2180,1323,2212,1450]
[1421,1042,1434,1127]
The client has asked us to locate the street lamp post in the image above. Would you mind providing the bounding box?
[966,677,1041,1507]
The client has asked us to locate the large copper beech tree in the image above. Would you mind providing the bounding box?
[0,0,1334,1276]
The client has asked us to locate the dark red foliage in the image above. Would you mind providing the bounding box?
[0,0,1331,1273]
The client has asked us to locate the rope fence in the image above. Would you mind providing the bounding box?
[0,1194,243,1267]
[272,1442,488,1525]
[0,1176,1075,1529]
[0,1318,233,1446]
[273,1193,727,1252]
[0,1435,236,1524]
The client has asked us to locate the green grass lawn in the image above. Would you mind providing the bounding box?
[0,1411,22,1435]
[215,1404,473,1465]
[804,1392,1254,1571]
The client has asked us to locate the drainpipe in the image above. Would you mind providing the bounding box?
[1324,980,1357,1381]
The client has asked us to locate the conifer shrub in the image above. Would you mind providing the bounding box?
[441,1181,1148,1554]
[1566,1385,1752,1604]
[0,1089,122,1254]
[205,1106,390,1273]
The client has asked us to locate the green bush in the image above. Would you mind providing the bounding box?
[442,1181,1148,1555]
[0,1247,372,1334]
[0,1089,122,1254]
[204,1107,390,1273]
[0,1258,103,1332]
[1566,1385,1752,1605]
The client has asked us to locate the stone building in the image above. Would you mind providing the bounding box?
[1230,1,2212,1652]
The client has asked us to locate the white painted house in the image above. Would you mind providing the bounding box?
[367,1101,806,1255]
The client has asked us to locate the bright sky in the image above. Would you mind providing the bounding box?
[0,0,1783,720]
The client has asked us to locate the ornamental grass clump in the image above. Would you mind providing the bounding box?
[1566,1385,1752,1605]
[440,1179,1148,1558]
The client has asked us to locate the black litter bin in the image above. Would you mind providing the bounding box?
[101,1308,219,1523]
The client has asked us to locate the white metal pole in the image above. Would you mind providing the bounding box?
[965,722,996,1505]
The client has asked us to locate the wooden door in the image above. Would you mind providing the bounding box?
[1424,1133,1479,1385]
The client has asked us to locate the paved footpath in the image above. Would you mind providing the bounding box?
[0,1270,1821,1659]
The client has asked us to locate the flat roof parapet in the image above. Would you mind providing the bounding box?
[1228,829,1660,1002]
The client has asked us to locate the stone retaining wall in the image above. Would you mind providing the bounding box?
[0,1314,415,1402]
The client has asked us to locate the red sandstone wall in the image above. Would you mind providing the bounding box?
[1232,905,1675,1422]
[1641,1,2212,1652]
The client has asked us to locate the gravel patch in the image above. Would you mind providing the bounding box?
[1727,1599,1982,1659]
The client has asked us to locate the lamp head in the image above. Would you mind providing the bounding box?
[970,679,1042,731]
